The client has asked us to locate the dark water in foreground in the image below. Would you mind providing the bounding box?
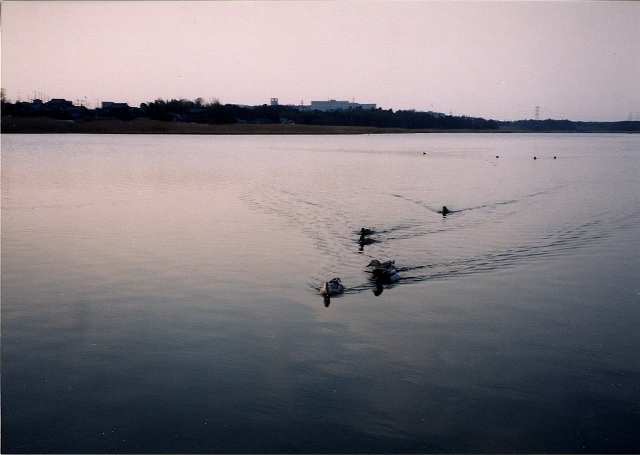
[2,133,639,453]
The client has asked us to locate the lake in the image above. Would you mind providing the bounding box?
[2,133,639,453]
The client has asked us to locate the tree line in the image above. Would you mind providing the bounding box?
[139,98,499,130]
[1,95,499,129]
[2,92,638,132]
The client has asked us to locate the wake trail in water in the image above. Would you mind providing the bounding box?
[239,173,619,301]
[398,216,613,285]
[388,192,552,214]
[240,182,367,291]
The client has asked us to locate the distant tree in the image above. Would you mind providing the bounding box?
[207,103,236,124]
[142,99,173,121]
[250,104,280,124]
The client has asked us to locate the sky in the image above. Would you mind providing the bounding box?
[1,1,639,121]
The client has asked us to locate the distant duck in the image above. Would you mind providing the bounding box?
[320,278,344,297]
[438,206,451,215]
[358,228,375,250]
[367,260,400,283]
[533,156,537,160]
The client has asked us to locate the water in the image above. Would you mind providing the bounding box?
[2,133,639,453]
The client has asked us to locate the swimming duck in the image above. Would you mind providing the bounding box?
[367,260,400,283]
[359,228,374,236]
[320,278,344,297]
[438,206,450,215]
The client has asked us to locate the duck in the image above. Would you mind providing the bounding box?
[438,206,450,215]
[358,228,376,250]
[320,278,344,297]
[367,259,400,283]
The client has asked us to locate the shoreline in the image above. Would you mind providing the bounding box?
[2,116,635,135]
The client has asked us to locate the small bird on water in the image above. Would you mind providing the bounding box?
[367,260,400,283]
[320,277,344,297]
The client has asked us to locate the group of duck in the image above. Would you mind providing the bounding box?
[320,207,453,304]
[320,228,402,304]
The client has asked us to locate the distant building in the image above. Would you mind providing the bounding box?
[101,101,130,111]
[100,101,132,118]
[11,98,91,120]
[48,98,73,108]
[268,98,376,112]
[15,99,54,115]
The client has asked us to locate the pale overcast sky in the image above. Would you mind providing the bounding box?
[2,1,639,121]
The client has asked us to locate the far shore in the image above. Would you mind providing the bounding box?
[1,116,633,135]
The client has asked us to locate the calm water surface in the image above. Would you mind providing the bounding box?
[2,133,639,453]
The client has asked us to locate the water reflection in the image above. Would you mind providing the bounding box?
[4,134,639,454]
[357,235,376,251]
[321,277,393,305]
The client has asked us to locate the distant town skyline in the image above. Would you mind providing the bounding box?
[2,1,639,121]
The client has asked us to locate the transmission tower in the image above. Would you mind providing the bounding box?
[535,106,540,120]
